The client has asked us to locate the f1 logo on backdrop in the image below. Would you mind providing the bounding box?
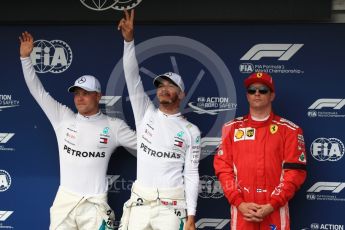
[308,99,345,110]
[307,182,345,193]
[31,39,73,74]
[196,218,230,229]
[306,182,345,201]
[200,137,221,149]
[308,98,345,118]
[0,133,14,144]
[310,138,344,162]
[0,211,13,221]
[240,44,303,61]
[100,96,122,107]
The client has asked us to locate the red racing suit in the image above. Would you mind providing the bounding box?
[214,113,307,230]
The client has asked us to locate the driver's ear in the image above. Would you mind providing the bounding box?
[178,91,185,100]
[270,92,275,102]
[96,92,102,102]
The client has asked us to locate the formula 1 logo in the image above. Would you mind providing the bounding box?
[307,182,345,193]
[310,138,344,162]
[308,99,345,118]
[199,137,221,159]
[31,39,73,74]
[200,137,221,149]
[100,96,122,106]
[240,44,303,61]
[196,218,230,229]
[80,0,143,11]
[308,99,345,110]
[0,133,15,144]
[0,211,13,221]
[0,170,11,192]
[99,96,123,115]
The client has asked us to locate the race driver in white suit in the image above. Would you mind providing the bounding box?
[118,10,200,230]
[19,31,137,230]
[117,10,201,230]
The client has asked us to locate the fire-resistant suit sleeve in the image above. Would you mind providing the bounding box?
[214,124,244,207]
[184,126,201,216]
[123,40,155,127]
[20,57,74,130]
[114,118,137,150]
[269,127,307,210]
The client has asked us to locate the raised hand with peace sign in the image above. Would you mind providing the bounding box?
[118,9,134,42]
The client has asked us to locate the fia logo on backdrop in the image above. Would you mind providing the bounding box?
[310,138,344,162]
[0,170,11,192]
[80,0,143,11]
[199,175,224,199]
[31,39,73,74]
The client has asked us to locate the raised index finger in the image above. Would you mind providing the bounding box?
[129,9,135,23]
[124,9,130,21]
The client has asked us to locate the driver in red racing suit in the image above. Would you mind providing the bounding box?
[214,72,307,230]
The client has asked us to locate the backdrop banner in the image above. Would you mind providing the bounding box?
[1,24,344,230]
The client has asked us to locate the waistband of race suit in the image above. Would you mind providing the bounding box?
[131,181,185,202]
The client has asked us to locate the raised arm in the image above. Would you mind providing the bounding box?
[19,32,73,129]
[118,10,154,126]
[19,31,34,58]
[118,9,134,42]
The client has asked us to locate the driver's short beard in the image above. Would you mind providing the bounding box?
[159,99,173,104]
[159,94,179,105]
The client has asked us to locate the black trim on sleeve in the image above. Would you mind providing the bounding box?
[283,162,306,171]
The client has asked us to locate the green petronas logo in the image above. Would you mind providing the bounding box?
[196,136,200,144]
[177,131,184,138]
[299,152,306,162]
[103,127,109,135]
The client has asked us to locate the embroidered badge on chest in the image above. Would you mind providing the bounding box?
[270,124,278,134]
[234,127,256,141]
[99,127,110,145]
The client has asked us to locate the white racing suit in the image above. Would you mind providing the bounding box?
[21,54,136,229]
[119,182,187,230]
[50,186,115,230]
[121,40,201,229]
